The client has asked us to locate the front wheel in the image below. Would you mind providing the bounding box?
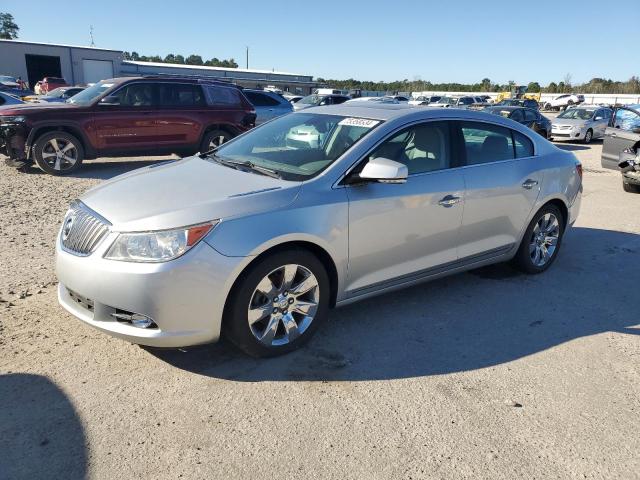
[583,129,593,144]
[622,178,640,193]
[33,131,84,175]
[512,204,565,274]
[224,250,330,357]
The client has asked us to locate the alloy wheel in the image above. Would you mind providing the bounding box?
[208,135,228,149]
[529,213,560,267]
[248,264,319,347]
[40,138,78,171]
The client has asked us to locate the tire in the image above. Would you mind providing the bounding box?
[583,129,593,144]
[512,204,565,274]
[200,129,233,153]
[622,178,640,193]
[33,131,84,175]
[223,249,330,357]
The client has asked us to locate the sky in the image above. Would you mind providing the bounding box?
[5,0,640,86]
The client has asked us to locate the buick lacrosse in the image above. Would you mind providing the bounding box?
[56,104,582,357]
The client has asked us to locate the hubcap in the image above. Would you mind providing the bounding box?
[41,138,78,171]
[209,135,227,150]
[529,213,560,267]
[248,264,319,347]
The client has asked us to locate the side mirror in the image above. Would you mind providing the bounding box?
[99,95,120,106]
[356,157,408,184]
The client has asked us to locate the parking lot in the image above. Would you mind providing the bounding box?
[1,129,639,479]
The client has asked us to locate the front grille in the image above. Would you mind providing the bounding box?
[61,201,111,256]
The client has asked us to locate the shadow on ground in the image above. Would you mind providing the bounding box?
[554,140,601,152]
[149,227,640,382]
[0,374,87,479]
[24,159,173,180]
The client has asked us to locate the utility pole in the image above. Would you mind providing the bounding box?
[89,25,95,47]
[246,46,249,69]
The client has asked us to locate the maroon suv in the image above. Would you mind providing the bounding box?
[0,76,256,175]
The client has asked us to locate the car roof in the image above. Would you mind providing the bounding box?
[303,103,537,123]
[485,106,521,111]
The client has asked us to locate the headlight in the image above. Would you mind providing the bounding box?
[0,115,26,124]
[104,221,218,262]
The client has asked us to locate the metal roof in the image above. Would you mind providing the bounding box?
[0,38,122,52]
[122,60,310,79]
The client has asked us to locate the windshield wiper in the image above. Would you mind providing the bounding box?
[205,153,281,179]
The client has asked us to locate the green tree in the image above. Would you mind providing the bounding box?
[547,82,558,93]
[0,12,19,39]
[164,53,176,63]
[527,81,541,93]
[185,54,203,65]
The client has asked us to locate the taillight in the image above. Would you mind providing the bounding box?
[575,163,583,179]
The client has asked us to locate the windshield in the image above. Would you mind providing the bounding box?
[558,108,594,120]
[298,94,325,106]
[435,97,454,105]
[67,81,115,104]
[212,113,381,181]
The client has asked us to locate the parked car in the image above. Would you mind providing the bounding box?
[0,77,256,175]
[600,104,640,192]
[385,95,409,102]
[293,93,350,111]
[550,106,612,144]
[408,96,430,105]
[544,94,584,111]
[426,96,476,108]
[283,94,303,104]
[55,104,582,357]
[484,106,551,138]
[345,97,399,105]
[0,91,24,107]
[0,75,20,89]
[496,98,540,110]
[23,86,85,103]
[39,77,69,94]
[242,89,293,125]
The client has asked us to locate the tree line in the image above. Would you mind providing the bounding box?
[123,51,238,68]
[316,77,640,95]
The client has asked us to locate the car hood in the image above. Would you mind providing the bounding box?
[552,118,590,126]
[80,156,301,231]
[0,101,83,115]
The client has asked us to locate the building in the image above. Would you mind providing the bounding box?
[0,39,318,94]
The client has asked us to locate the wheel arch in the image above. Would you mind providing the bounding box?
[200,124,240,146]
[28,123,96,159]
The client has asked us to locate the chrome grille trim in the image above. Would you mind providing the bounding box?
[61,201,111,256]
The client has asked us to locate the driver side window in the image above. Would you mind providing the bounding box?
[369,122,451,175]
[112,83,155,107]
[614,109,640,131]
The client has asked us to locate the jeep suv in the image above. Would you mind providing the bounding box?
[0,77,256,175]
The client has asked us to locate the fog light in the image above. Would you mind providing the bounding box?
[111,310,157,329]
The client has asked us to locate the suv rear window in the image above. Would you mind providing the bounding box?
[245,91,280,107]
[158,83,205,106]
[203,85,243,106]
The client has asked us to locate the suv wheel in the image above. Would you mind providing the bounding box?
[512,204,565,274]
[201,129,232,153]
[224,249,330,357]
[33,131,84,175]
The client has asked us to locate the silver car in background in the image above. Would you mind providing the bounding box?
[242,89,293,125]
[56,105,582,357]
[550,106,613,144]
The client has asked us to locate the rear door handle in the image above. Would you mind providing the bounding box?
[522,179,539,189]
[438,195,461,207]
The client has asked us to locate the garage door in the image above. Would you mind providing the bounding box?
[82,60,114,84]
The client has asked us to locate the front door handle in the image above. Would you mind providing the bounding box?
[522,179,539,189]
[438,195,461,207]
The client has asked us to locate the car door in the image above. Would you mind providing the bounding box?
[591,109,607,138]
[345,121,465,295]
[92,82,159,154]
[457,121,542,259]
[602,107,640,170]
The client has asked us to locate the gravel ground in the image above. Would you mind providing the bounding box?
[1,138,639,480]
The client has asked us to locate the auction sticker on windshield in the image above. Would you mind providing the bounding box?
[338,118,380,128]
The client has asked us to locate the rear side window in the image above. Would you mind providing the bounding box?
[461,121,515,165]
[523,109,537,122]
[158,83,205,107]
[332,96,349,105]
[513,131,534,158]
[510,109,524,122]
[245,91,280,107]
[203,85,242,107]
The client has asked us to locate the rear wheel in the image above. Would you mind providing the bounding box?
[512,204,565,274]
[33,131,84,175]
[224,249,330,357]
[583,129,593,144]
[200,129,232,153]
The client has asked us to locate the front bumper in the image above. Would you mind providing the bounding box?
[56,231,245,347]
[0,123,29,162]
[550,126,585,141]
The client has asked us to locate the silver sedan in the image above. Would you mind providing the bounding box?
[56,105,582,357]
